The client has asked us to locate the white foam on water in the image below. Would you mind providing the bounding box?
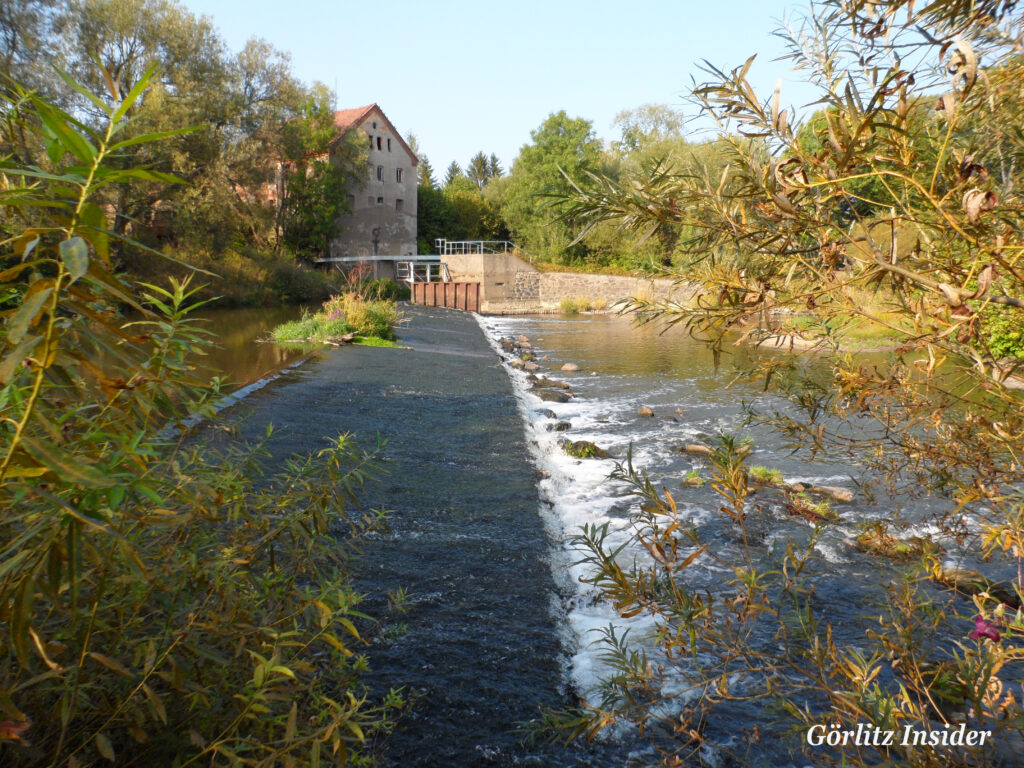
[476,315,680,702]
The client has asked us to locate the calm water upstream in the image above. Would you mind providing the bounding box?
[189,304,319,388]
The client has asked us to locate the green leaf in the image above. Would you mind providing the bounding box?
[59,237,89,282]
[7,282,53,344]
[112,62,160,125]
[20,435,115,488]
[53,66,111,117]
[78,202,110,262]
[107,125,201,153]
[34,101,97,164]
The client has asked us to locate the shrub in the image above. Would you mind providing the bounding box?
[0,67,396,765]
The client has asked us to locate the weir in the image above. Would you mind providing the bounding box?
[206,305,632,767]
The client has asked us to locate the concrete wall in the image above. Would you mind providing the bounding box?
[444,251,537,306]
[331,108,418,259]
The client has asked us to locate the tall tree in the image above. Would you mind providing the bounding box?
[488,153,503,179]
[406,133,435,188]
[279,85,365,261]
[466,151,490,189]
[612,103,685,154]
[418,155,436,188]
[501,111,603,262]
[443,160,462,187]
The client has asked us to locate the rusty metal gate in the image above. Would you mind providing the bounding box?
[411,282,480,311]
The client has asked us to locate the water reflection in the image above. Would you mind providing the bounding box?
[188,305,320,389]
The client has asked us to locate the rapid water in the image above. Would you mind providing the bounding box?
[474,312,964,765]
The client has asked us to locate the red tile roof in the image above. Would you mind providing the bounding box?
[331,103,418,165]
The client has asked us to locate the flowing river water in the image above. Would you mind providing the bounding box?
[197,305,1002,766]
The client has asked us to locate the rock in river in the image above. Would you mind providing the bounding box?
[532,378,571,390]
[535,390,571,403]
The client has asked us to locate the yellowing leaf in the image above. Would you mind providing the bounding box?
[95,732,115,761]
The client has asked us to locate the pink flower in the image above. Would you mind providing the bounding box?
[970,616,1001,643]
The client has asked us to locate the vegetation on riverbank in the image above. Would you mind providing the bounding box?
[125,246,342,307]
[0,67,397,765]
[558,1,1024,765]
[272,292,401,345]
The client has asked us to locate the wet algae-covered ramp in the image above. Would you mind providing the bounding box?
[217,306,622,767]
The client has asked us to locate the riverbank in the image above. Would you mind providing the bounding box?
[205,305,637,767]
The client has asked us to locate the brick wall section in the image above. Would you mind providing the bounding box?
[481,271,693,314]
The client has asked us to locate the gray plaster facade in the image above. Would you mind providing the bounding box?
[330,104,418,261]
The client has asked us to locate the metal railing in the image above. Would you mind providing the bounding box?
[434,239,517,256]
[397,261,447,284]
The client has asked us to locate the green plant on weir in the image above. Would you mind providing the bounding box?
[0,66,397,765]
[748,465,784,485]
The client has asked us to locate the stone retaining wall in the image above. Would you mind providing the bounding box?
[481,271,693,314]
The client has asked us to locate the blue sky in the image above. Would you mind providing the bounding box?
[177,0,820,173]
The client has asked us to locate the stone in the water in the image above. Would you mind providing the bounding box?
[560,363,580,372]
[532,378,570,390]
[516,341,532,350]
[541,355,550,362]
[807,485,854,503]
[523,361,540,372]
[546,421,572,432]
[518,334,530,343]
[509,359,525,369]
[535,390,571,403]
[537,409,557,419]
[638,406,654,417]
[681,444,714,457]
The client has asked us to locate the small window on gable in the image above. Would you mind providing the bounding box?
[372,121,377,129]
[387,138,392,151]
[376,197,384,205]
[395,168,403,183]
[376,165,384,181]
[376,137,382,150]
[395,198,404,212]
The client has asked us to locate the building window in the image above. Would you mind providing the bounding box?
[368,134,373,150]
[376,197,384,205]
[376,165,383,181]
[395,168,403,183]
[372,121,377,129]
[395,198,404,212]
[387,138,392,151]
[376,137,382,150]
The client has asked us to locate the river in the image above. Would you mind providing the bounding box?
[199,305,1003,766]
[188,304,318,389]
